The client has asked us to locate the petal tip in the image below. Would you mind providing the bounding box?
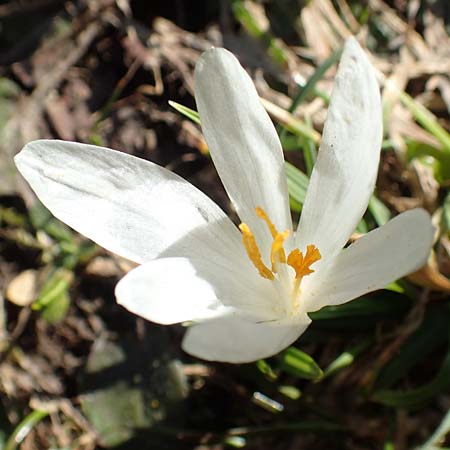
[340,37,376,81]
[343,36,362,54]
[195,47,237,79]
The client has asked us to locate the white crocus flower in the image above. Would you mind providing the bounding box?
[15,38,433,363]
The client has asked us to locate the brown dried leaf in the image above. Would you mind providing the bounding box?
[407,253,450,292]
[85,256,122,277]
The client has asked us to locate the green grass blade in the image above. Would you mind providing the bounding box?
[368,194,391,226]
[33,268,73,310]
[373,332,450,409]
[420,408,450,450]
[288,48,341,114]
[311,292,410,324]
[226,420,345,436]
[231,0,289,67]
[262,98,320,142]
[376,306,450,389]
[284,161,309,209]
[168,101,200,125]
[356,218,368,233]
[399,91,450,152]
[323,338,373,378]
[5,410,48,450]
[278,48,340,142]
[301,117,317,176]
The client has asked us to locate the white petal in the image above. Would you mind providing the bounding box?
[182,315,311,363]
[116,257,229,324]
[302,209,434,313]
[116,256,281,324]
[195,48,292,259]
[296,38,382,261]
[15,140,242,265]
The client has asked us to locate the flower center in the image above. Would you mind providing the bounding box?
[239,207,321,303]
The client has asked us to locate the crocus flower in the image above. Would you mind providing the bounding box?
[15,38,433,363]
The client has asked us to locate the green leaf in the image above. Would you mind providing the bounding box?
[33,268,73,310]
[89,133,106,147]
[33,268,73,323]
[284,161,309,207]
[278,385,302,400]
[399,91,450,153]
[279,347,323,381]
[368,194,391,226]
[373,332,450,409]
[300,117,317,176]
[226,420,345,435]
[232,0,264,38]
[278,47,340,144]
[375,306,450,389]
[356,218,368,233]
[256,359,278,381]
[231,0,289,67]
[289,196,303,213]
[279,135,302,151]
[287,48,341,114]
[28,200,55,229]
[4,410,48,450]
[263,99,320,142]
[29,200,75,244]
[0,207,26,227]
[168,101,200,125]
[224,436,246,448]
[41,290,71,324]
[384,281,406,294]
[323,338,372,378]
[406,140,450,183]
[311,291,410,323]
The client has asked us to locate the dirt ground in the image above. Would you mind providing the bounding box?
[1,1,450,449]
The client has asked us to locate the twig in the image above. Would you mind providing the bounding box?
[0,307,31,363]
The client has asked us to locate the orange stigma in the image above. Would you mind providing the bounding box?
[239,207,321,288]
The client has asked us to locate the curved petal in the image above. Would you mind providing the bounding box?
[302,209,434,313]
[116,257,230,324]
[15,140,242,265]
[195,48,292,260]
[296,38,382,262]
[182,314,311,363]
[116,256,281,324]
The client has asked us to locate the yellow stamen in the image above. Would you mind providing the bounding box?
[256,207,278,238]
[270,230,289,272]
[240,207,321,292]
[287,244,322,280]
[239,223,274,280]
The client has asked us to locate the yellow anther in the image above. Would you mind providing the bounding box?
[256,207,278,238]
[239,223,274,280]
[270,230,289,272]
[287,244,322,280]
[240,208,321,289]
